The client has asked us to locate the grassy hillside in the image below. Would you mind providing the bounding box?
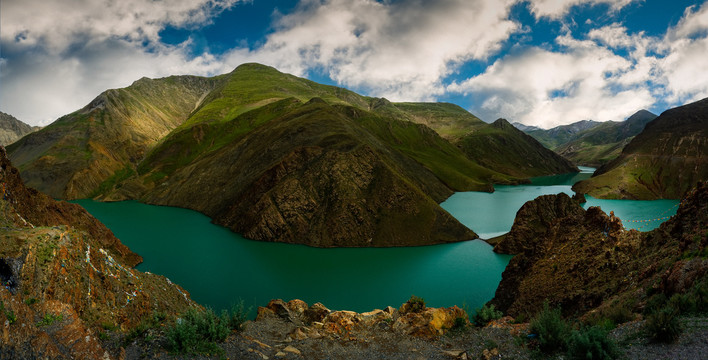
[556,110,657,166]
[6,75,219,199]
[525,120,601,149]
[573,99,708,199]
[457,119,578,178]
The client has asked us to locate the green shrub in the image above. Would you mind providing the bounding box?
[529,301,570,353]
[166,308,230,355]
[24,298,38,306]
[37,313,63,327]
[645,306,683,343]
[407,295,426,313]
[221,301,249,331]
[474,303,503,326]
[567,325,619,360]
[452,316,468,330]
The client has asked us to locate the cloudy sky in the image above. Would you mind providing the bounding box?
[2,0,707,128]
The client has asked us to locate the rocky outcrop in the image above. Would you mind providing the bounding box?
[1,146,141,267]
[0,147,194,359]
[255,297,469,341]
[492,181,708,318]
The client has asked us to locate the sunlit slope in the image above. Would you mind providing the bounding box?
[7,75,219,199]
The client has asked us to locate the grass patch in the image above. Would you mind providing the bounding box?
[37,313,63,327]
[567,325,619,360]
[645,305,683,343]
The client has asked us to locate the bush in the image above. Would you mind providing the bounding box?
[407,295,426,313]
[474,303,503,326]
[221,301,249,331]
[645,305,683,343]
[567,325,619,360]
[529,301,570,353]
[166,308,230,355]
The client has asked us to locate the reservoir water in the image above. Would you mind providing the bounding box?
[74,166,679,313]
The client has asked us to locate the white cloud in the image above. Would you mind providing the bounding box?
[448,31,656,127]
[0,0,239,125]
[233,0,521,102]
[0,0,241,53]
[658,2,708,104]
[526,0,637,19]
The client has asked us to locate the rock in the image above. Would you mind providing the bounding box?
[283,345,301,355]
[482,348,500,360]
[304,302,330,324]
[442,349,466,357]
[289,327,309,341]
[275,351,287,357]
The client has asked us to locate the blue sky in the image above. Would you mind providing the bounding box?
[2,0,708,128]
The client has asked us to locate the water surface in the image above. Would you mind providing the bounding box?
[74,200,511,313]
[74,166,679,313]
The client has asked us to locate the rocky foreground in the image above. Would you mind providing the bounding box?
[0,146,194,359]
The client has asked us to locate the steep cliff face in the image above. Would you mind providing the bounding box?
[0,112,39,146]
[0,147,193,359]
[491,181,708,318]
[573,98,708,199]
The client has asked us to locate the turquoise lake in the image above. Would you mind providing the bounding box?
[74,166,679,313]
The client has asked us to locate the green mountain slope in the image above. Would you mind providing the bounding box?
[456,119,578,178]
[573,98,708,199]
[0,112,39,146]
[7,75,219,199]
[7,63,582,247]
[140,98,476,246]
[555,110,657,166]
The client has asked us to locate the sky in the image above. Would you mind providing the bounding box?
[1,0,708,129]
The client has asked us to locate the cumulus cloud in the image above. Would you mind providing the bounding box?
[526,0,637,19]
[0,0,240,125]
[234,0,521,102]
[1,0,241,53]
[448,31,656,127]
[658,2,708,103]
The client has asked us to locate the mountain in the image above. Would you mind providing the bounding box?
[456,119,578,178]
[511,122,541,132]
[525,119,602,149]
[0,148,193,359]
[573,99,708,199]
[0,111,39,145]
[491,181,707,318]
[555,110,657,166]
[7,75,220,199]
[7,63,577,247]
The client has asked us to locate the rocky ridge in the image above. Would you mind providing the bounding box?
[0,112,39,146]
[0,147,194,359]
[491,180,708,318]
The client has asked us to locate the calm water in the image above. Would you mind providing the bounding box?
[74,166,679,313]
[74,199,512,313]
[442,166,680,238]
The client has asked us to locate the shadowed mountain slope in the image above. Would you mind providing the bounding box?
[573,99,707,199]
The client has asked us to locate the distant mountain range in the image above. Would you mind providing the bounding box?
[7,63,575,247]
[0,111,40,145]
[519,111,657,167]
[574,97,708,199]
